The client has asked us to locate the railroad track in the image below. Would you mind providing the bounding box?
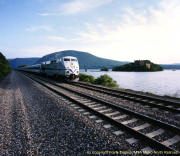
[59,82,180,127]
[23,72,180,153]
[71,81,180,114]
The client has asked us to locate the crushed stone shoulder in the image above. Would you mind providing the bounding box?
[0,71,129,155]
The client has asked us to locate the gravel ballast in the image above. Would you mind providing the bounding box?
[0,71,132,155]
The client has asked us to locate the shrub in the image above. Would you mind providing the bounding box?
[94,74,119,88]
[79,73,95,83]
[0,52,11,80]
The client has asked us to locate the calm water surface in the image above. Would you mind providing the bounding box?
[80,70,180,98]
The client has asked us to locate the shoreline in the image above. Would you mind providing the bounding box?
[81,80,180,102]
[80,70,180,99]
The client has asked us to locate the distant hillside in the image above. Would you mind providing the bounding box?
[35,50,128,69]
[8,58,40,69]
[160,64,180,70]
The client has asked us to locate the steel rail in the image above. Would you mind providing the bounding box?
[71,82,180,113]
[76,81,180,105]
[23,73,179,152]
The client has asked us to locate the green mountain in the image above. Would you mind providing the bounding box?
[8,57,40,69]
[113,60,163,72]
[0,52,11,80]
[35,50,128,69]
[8,50,180,70]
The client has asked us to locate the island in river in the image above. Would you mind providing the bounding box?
[112,60,163,72]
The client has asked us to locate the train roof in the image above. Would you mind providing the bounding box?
[41,56,78,64]
[63,56,77,58]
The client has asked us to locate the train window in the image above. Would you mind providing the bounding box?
[64,58,70,61]
[71,59,77,62]
[46,61,50,64]
[51,60,56,64]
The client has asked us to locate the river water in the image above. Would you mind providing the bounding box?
[80,69,180,98]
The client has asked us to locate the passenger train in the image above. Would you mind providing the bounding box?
[19,56,79,81]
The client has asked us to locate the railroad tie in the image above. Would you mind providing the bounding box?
[141,147,154,152]
[146,129,164,138]
[95,119,103,123]
[99,109,112,113]
[121,118,138,125]
[133,123,151,131]
[105,111,119,117]
[78,109,85,112]
[103,124,112,129]
[85,102,97,105]
[83,112,90,115]
[89,115,97,119]
[94,106,106,110]
[90,104,101,108]
[74,106,80,109]
[112,115,127,120]
[161,135,180,147]
[126,138,138,145]
[113,130,124,136]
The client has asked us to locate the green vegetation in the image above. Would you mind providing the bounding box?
[113,60,163,72]
[0,52,11,80]
[94,74,119,88]
[101,67,109,71]
[79,73,95,83]
[79,73,119,88]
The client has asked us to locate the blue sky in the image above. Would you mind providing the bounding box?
[0,0,180,64]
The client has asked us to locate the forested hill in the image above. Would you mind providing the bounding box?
[35,50,128,69]
[0,52,11,80]
[113,60,163,72]
[8,58,40,69]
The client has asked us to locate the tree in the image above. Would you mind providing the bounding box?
[0,52,11,80]
[101,67,109,71]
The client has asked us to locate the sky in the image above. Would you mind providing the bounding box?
[0,0,180,64]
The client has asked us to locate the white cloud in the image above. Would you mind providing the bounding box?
[39,0,112,16]
[23,0,180,64]
[47,36,83,42]
[69,0,180,63]
[61,0,112,15]
[37,13,53,16]
[25,26,53,32]
[47,36,68,42]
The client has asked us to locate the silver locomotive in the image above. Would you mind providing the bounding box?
[20,56,79,81]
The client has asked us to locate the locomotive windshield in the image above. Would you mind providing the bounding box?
[64,58,70,61]
[71,59,77,62]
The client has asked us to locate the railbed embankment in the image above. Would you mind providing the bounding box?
[0,71,131,155]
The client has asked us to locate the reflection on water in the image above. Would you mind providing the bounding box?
[80,69,180,98]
